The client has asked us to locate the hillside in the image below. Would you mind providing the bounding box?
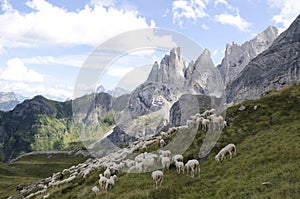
[0,95,79,162]
[6,83,300,198]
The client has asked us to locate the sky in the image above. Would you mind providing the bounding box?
[0,0,299,101]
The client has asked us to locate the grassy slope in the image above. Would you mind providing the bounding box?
[0,153,87,198]
[5,84,300,199]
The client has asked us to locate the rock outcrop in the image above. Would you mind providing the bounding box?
[218,26,278,85]
[226,15,300,103]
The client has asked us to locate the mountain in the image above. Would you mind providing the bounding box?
[226,15,300,103]
[0,92,20,111]
[0,95,78,162]
[218,26,278,85]
[6,83,300,199]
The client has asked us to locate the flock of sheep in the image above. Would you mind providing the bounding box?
[12,108,236,198]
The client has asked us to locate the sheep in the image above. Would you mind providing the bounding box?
[124,159,135,168]
[159,150,171,158]
[161,156,171,171]
[210,115,224,130]
[215,143,237,163]
[202,119,210,131]
[142,156,156,172]
[127,162,143,173]
[42,193,50,199]
[160,131,168,138]
[105,175,117,191]
[172,154,183,163]
[160,139,166,147]
[185,159,200,178]
[151,170,163,189]
[104,167,111,178]
[99,174,107,190]
[92,186,100,195]
[175,161,185,174]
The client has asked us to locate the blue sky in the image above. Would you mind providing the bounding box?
[0,0,299,100]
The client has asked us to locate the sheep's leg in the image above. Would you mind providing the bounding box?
[229,151,232,159]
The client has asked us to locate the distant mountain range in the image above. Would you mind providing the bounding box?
[0,92,28,112]
[0,15,299,162]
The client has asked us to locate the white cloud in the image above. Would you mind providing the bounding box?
[201,23,209,30]
[172,0,209,26]
[215,10,251,31]
[268,0,300,29]
[106,66,134,77]
[0,58,44,82]
[0,0,154,52]
[22,55,86,68]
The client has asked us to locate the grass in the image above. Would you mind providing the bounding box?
[0,153,88,198]
[3,84,300,198]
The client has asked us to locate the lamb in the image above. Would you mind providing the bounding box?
[92,186,100,195]
[105,175,117,191]
[215,143,237,162]
[185,159,200,178]
[175,161,185,174]
[160,139,166,147]
[151,170,163,189]
[161,156,171,171]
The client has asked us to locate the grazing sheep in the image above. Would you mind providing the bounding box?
[160,139,166,147]
[92,186,100,195]
[105,175,117,191]
[175,161,185,174]
[185,159,200,178]
[172,154,183,163]
[215,143,237,163]
[151,170,163,189]
[161,156,171,171]
[104,167,111,178]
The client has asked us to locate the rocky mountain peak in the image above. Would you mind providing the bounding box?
[146,47,185,86]
[226,15,300,103]
[218,25,278,85]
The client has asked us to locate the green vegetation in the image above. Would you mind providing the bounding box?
[0,153,88,198]
[2,84,300,198]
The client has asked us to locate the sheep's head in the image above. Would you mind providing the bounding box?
[215,155,220,162]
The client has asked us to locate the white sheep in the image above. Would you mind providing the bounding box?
[185,159,200,178]
[92,186,100,195]
[202,119,210,131]
[215,143,237,163]
[42,193,50,199]
[159,150,171,158]
[210,115,224,130]
[175,161,185,174]
[99,174,107,190]
[105,175,117,191]
[172,154,183,163]
[104,167,111,178]
[160,139,166,147]
[161,156,170,171]
[151,170,163,189]
[142,156,156,172]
